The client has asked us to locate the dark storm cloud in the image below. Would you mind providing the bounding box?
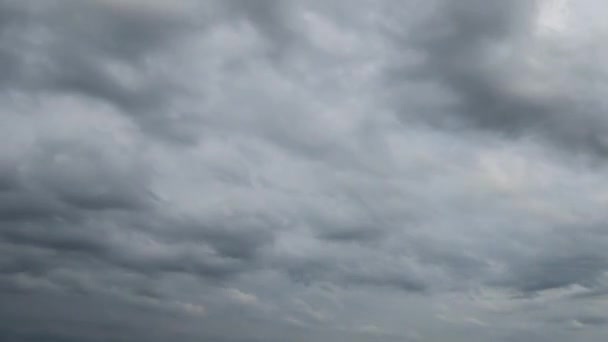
[388,0,608,157]
[502,254,608,294]
[481,221,608,296]
[2,0,608,341]
[403,0,540,129]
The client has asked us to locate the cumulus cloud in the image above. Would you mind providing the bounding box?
[2,0,608,341]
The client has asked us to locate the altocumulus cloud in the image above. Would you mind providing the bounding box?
[2,0,608,341]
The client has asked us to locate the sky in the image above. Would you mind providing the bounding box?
[1,0,608,341]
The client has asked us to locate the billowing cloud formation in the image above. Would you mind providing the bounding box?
[2,0,608,341]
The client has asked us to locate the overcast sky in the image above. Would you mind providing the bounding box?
[2,0,608,341]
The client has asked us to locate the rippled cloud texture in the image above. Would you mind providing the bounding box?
[2,0,608,341]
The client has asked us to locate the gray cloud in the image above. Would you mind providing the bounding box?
[2,0,608,341]
[387,0,608,157]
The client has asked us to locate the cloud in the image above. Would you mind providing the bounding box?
[387,0,608,157]
[225,288,259,305]
[2,0,608,341]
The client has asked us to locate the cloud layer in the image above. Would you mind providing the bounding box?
[2,0,608,341]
